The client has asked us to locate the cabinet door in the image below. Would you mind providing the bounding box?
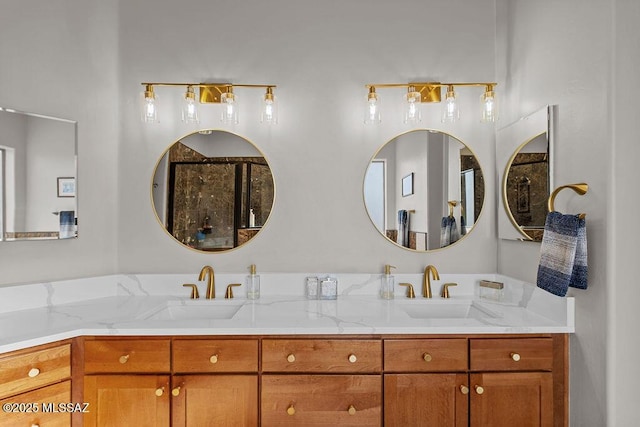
[384,373,468,427]
[470,372,553,427]
[83,375,170,427]
[172,374,258,427]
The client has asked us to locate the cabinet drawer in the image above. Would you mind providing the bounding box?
[0,380,71,427]
[262,375,381,426]
[262,339,382,373]
[173,339,258,373]
[470,338,554,371]
[384,339,468,372]
[84,339,170,373]
[0,344,70,399]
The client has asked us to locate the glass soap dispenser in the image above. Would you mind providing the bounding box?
[246,264,260,300]
[380,265,396,300]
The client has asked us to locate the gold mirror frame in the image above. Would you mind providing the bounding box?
[363,129,485,252]
[151,129,275,253]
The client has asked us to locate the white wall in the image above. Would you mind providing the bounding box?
[117,0,498,275]
[0,0,119,285]
[496,1,611,424]
[610,1,640,425]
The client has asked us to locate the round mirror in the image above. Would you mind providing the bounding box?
[502,132,549,241]
[364,130,484,251]
[152,130,275,252]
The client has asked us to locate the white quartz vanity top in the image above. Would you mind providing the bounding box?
[0,273,575,353]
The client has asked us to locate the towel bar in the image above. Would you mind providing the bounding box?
[547,183,588,219]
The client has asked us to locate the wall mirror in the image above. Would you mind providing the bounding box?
[364,129,484,252]
[0,108,77,241]
[497,105,554,241]
[152,130,274,252]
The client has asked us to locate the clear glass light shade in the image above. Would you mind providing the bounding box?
[403,90,422,124]
[260,90,278,124]
[220,92,239,124]
[480,87,498,123]
[364,91,381,124]
[141,89,158,123]
[181,87,199,124]
[441,88,460,123]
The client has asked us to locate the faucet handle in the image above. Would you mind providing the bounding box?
[440,283,457,299]
[225,283,242,299]
[183,284,200,299]
[399,283,416,299]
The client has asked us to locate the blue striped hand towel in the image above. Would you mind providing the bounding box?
[536,212,588,297]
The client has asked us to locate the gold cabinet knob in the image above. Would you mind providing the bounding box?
[119,354,130,364]
[28,368,40,378]
[348,354,357,363]
[287,404,296,416]
[210,354,219,364]
[155,387,164,397]
[459,385,470,395]
[287,354,296,363]
[348,405,357,415]
[423,353,433,362]
[474,385,484,395]
[172,387,181,397]
[511,352,521,362]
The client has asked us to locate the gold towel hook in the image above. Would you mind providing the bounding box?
[447,201,458,217]
[547,183,588,219]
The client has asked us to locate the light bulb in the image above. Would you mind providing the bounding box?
[403,86,422,124]
[220,87,239,124]
[441,85,460,123]
[181,86,199,124]
[261,87,278,124]
[480,84,498,123]
[364,87,381,124]
[141,85,157,123]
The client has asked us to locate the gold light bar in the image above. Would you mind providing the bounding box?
[140,83,277,104]
[364,82,497,103]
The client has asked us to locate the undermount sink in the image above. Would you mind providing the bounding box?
[139,300,244,321]
[398,300,500,320]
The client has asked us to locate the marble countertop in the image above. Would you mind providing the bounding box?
[0,273,575,353]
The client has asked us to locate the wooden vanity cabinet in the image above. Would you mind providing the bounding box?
[0,342,72,427]
[382,336,566,427]
[81,337,258,427]
[384,339,469,427]
[261,338,383,426]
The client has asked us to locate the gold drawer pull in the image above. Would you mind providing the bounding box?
[210,354,219,364]
[474,385,484,395]
[155,387,164,397]
[31,424,40,427]
[287,354,296,363]
[28,368,40,378]
[423,353,433,362]
[510,352,521,362]
[459,385,470,395]
[287,404,296,416]
[119,354,130,364]
[348,405,357,415]
[172,387,181,397]
[348,354,357,363]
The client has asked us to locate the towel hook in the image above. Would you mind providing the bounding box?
[547,183,588,219]
[447,201,458,218]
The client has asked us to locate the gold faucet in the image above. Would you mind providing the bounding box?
[422,265,440,298]
[198,266,215,299]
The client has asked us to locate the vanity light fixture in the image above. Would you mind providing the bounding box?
[364,82,498,124]
[140,82,278,125]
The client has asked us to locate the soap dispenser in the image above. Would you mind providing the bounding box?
[246,264,260,300]
[380,265,396,300]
